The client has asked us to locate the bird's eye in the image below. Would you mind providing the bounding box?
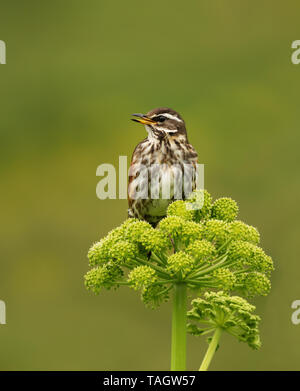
[154,115,166,122]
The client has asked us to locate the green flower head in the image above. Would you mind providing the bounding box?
[188,291,261,350]
[85,189,273,308]
[85,263,123,294]
[167,251,195,278]
[228,221,260,244]
[186,189,213,221]
[202,219,229,247]
[212,197,239,222]
[186,240,216,265]
[128,265,157,291]
[167,200,195,221]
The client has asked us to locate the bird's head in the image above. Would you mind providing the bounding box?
[131,107,188,141]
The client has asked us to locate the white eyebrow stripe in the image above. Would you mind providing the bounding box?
[155,126,177,133]
[150,113,183,123]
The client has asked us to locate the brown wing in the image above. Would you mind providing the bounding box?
[127,138,148,215]
[185,143,198,195]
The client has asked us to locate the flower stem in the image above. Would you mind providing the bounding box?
[199,327,222,371]
[171,282,187,371]
[136,257,170,278]
[189,255,228,278]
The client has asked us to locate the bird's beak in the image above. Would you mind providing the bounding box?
[131,113,157,125]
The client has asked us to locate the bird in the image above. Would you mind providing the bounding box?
[128,107,198,226]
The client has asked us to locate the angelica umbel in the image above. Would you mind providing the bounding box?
[188,291,261,370]
[85,190,273,370]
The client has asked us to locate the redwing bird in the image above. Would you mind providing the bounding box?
[128,107,198,226]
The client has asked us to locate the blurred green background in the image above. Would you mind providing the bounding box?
[1,0,300,370]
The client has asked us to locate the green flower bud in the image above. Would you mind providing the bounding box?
[167,251,195,278]
[158,216,185,240]
[228,241,274,273]
[167,200,195,221]
[84,263,123,294]
[109,240,139,264]
[202,219,229,246]
[188,291,261,350]
[128,265,157,291]
[186,189,213,221]
[88,221,141,267]
[180,221,203,246]
[212,268,236,290]
[139,229,170,253]
[228,240,253,260]
[186,240,216,264]
[250,247,274,273]
[124,220,169,253]
[141,284,170,309]
[123,220,153,242]
[228,221,260,244]
[107,224,131,241]
[212,197,238,222]
[88,239,110,267]
[120,218,140,229]
[238,272,271,297]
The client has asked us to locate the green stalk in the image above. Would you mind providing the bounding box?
[188,255,228,279]
[199,328,222,371]
[171,283,187,371]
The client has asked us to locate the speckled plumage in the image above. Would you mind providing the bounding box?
[128,108,198,225]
